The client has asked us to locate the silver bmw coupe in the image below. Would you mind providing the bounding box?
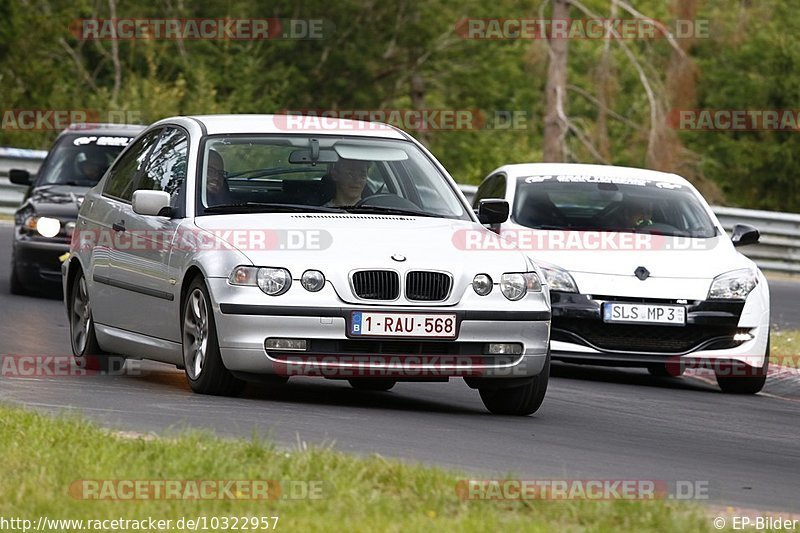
[64,114,551,415]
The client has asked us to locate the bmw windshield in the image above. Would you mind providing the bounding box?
[196,136,469,220]
[513,175,718,238]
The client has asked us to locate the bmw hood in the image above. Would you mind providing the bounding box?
[192,214,529,273]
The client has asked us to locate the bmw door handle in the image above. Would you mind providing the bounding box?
[112,221,126,233]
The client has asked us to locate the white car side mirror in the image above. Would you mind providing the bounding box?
[132,190,172,217]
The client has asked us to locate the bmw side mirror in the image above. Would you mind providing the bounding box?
[730,223,760,247]
[477,199,509,225]
[9,169,32,186]
[132,190,172,217]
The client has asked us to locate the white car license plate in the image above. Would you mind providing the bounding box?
[602,303,686,326]
[350,312,457,338]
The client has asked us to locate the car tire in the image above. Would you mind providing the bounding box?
[69,270,121,372]
[348,379,396,391]
[182,276,245,397]
[479,353,550,416]
[9,257,29,296]
[715,338,769,395]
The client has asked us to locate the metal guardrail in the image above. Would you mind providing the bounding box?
[458,183,800,274]
[0,147,48,216]
[0,148,797,273]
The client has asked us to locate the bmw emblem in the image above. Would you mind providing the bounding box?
[391,254,406,262]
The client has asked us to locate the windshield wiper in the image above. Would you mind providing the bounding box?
[202,202,346,214]
[341,205,448,218]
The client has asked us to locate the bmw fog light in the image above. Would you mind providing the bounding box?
[486,343,523,355]
[265,338,308,351]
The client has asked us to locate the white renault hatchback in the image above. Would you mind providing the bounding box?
[474,163,770,394]
[64,115,552,415]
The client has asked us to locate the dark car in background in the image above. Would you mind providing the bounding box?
[9,123,145,295]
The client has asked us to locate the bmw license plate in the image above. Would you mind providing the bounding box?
[350,312,457,338]
[602,303,686,326]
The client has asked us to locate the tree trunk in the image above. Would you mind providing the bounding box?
[543,0,571,162]
[410,72,431,147]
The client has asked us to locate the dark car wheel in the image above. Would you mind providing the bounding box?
[69,270,121,372]
[479,353,550,416]
[716,338,769,395]
[348,379,396,391]
[182,276,245,397]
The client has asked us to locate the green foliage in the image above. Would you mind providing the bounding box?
[0,0,797,211]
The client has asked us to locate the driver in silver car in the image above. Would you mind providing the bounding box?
[324,159,370,207]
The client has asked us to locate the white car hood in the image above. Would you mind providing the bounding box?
[193,214,530,304]
[502,227,755,300]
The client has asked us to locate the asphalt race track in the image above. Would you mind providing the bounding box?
[1,223,798,512]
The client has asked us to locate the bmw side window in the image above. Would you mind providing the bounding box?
[103,129,162,202]
[137,127,188,207]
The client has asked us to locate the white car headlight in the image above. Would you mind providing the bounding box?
[708,268,758,300]
[472,274,493,296]
[257,268,292,296]
[229,266,293,296]
[301,270,326,292]
[538,264,578,293]
[500,272,542,301]
[26,216,61,238]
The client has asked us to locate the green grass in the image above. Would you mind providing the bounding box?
[771,329,800,365]
[0,405,713,532]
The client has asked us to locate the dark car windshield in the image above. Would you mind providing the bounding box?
[512,175,718,238]
[196,135,468,219]
[36,134,134,187]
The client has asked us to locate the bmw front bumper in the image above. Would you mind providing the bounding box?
[205,278,551,380]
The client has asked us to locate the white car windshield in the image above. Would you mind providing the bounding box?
[196,136,468,219]
[513,175,718,238]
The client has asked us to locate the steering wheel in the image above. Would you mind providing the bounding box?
[355,193,421,210]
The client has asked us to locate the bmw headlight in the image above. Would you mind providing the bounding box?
[500,272,542,301]
[538,263,578,293]
[257,268,292,296]
[301,270,326,292]
[229,266,292,296]
[708,268,758,300]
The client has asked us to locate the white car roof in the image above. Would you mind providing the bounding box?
[160,114,408,139]
[495,163,691,186]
